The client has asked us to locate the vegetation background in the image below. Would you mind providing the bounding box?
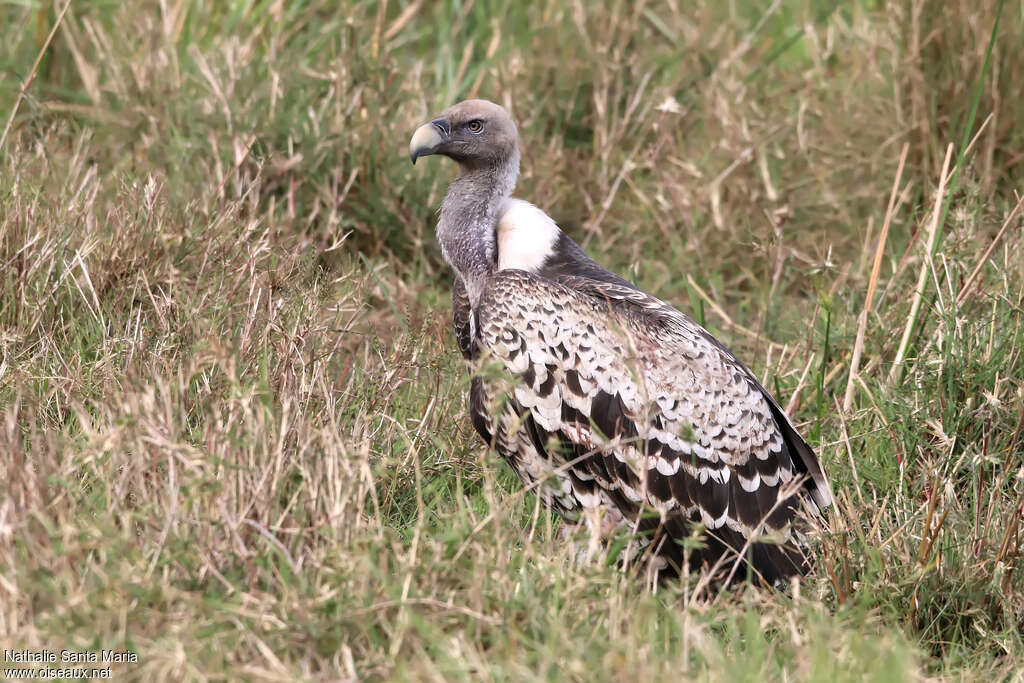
[1,0,1022,680]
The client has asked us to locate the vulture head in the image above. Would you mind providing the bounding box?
[409,99,519,168]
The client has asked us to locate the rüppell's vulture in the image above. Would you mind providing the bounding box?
[409,99,832,586]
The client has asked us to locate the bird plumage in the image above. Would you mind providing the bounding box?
[413,99,831,586]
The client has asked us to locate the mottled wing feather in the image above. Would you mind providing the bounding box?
[454,278,495,445]
[452,277,474,360]
[552,273,832,509]
[455,275,580,515]
[476,269,819,581]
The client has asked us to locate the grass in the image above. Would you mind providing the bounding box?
[1,0,1022,679]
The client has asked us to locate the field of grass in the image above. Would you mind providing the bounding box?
[2,0,1023,680]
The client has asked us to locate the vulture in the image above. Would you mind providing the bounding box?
[409,99,832,586]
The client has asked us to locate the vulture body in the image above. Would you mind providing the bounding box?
[410,100,831,585]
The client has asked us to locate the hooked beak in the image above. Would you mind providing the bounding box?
[409,118,449,164]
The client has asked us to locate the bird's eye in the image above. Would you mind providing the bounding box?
[467,120,484,134]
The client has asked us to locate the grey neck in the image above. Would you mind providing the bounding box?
[437,150,520,309]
